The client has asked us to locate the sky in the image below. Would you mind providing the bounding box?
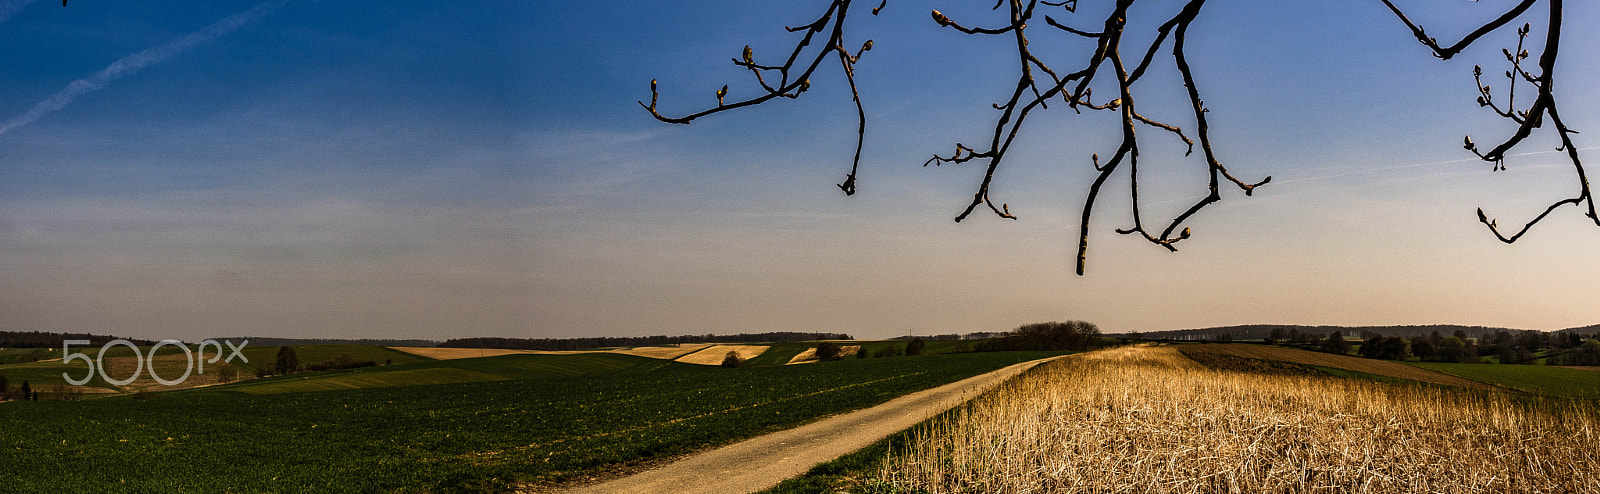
[2,1,1598,341]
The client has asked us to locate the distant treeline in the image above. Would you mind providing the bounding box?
[0,331,156,348]
[976,321,1103,352]
[441,332,853,351]
[1120,324,1531,341]
[889,332,1006,341]
[214,337,441,347]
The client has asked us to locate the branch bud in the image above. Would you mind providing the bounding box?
[743,45,753,65]
[862,40,874,52]
[1463,135,1475,150]
[931,10,950,26]
[1473,65,1482,77]
[717,85,728,106]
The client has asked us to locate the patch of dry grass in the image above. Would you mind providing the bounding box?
[99,354,251,391]
[876,345,1600,493]
[786,345,861,364]
[673,345,772,365]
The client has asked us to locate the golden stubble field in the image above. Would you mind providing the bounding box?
[877,345,1600,493]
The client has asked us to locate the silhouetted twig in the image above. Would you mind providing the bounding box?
[644,0,1586,275]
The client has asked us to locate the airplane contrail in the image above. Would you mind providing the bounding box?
[0,0,36,25]
[0,0,288,136]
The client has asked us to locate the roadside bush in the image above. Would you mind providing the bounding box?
[216,365,239,383]
[874,345,902,358]
[906,338,926,356]
[856,347,870,359]
[720,351,742,368]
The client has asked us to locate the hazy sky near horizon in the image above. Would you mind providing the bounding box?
[2,1,1598,341]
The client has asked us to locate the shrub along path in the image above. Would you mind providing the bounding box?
[560,354,1070,494]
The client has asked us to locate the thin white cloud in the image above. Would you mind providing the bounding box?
[0,0,35,25]
[0,0,287,136]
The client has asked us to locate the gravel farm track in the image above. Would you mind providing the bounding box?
[551,355,1069,494]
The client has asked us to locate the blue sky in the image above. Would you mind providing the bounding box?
[2,1,1597,341]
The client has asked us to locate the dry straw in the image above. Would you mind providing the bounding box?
[877,345,1599,493]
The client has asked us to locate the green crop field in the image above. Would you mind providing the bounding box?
[213,352,677,394]
[231,344,431,375]
[0,350,1065,492]
[0,344,430,393]
[1408,362,1600,398]
[744,342,821,365]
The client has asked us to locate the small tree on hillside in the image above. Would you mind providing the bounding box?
[19,380,30,400]
[1437,336,1466,363]
[721,351,743,368]
[0,374,8,397]
[216,365,239,383]
[1321,331,1351,355]
[856,346,869,359]
[905,338,926,356]
[815,342,842,361]
[276,346,300,375]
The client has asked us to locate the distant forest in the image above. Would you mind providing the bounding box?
[214,337,441,347]
[441,332,854,351]
[1115,324,1596,341]
[0,331,157,348]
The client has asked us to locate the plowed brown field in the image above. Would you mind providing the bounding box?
[1178,344,1498,391]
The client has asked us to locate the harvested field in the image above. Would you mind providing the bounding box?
[98,353,252,392]
[612,344,710,360]
[673,345,771,366]
[389,344,710,361]
[877,345,1600,494]
[786,345,860,364]
[1179,343,1497,391]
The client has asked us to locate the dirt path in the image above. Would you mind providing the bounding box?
[557,355,1068,494]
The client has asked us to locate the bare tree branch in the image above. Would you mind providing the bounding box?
[1385,0,1595,243]
[643,0,1588,276]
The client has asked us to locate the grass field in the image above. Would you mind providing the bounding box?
[869,345,1599,493]
[744,343,816,366]
[232,344,431,374]
[211,352,677,395]
[0,344,430,394]
[1409,362,1600,398]
[0,350,1064,492]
